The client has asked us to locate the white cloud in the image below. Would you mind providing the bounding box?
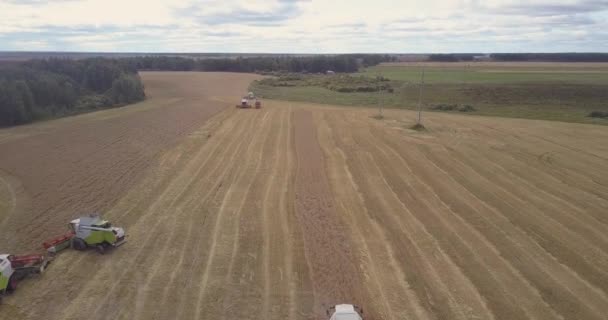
[9,40,50,50]
[0,0,606,52]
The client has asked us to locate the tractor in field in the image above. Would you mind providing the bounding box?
[327,304,364,320]
[44,214,126,255]
[0,253,50,302]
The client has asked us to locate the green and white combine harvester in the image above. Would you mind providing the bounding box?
[66,214,126,254]
[1,214,126,302]
[0,253,50,302]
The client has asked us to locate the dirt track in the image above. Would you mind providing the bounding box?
[1,72,607,320]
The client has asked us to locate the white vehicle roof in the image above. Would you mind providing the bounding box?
[72,214,104,226]
[330,304,362,320]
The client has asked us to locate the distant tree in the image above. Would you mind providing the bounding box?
[109,73,146,104]
[0,81,28,125]
[83,60,121,92]
[14,80,35,115]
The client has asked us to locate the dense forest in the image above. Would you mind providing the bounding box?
[123,54,394,73]
[0,58,145,126]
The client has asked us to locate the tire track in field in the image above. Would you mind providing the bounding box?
[292,109,370,319]
[317,112,431,320]
[164,115,270,319]
[191,109,272,320]
[443,116,608,205]
[484,146,608,225]
[446,143,608,253]
[109,107,236,227]
[330,113,497,320]
[55,108,260,320]
[258,106,294,320]
[165,110,266,320]
[369,124,606,319]
[280,105,303,320]
[394,145,575,320]
[113,111,261,320]
[271,103,315,320]
[219,109,277,320]
[433,145,608,316]
[416,144,608,300]
[260,109,284,319]
[363,116,607,319]
[413,145,608,315]
[133,110,264,320]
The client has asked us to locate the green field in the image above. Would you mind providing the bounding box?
[251,62,608,125]
[359,64,608,85]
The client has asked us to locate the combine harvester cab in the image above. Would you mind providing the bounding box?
[0,253,50,302]
[327,304,364,320]
[69,214,126,254]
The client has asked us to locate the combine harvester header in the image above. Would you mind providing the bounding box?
[1,214,126,302]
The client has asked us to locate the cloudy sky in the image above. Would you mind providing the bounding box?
[0,0,607,53]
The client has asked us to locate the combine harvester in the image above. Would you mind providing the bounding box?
[327,304,364,320]
[45,214,126,255]
[236,91,262,109]
[1,214,125,302]
[0,254,49,302]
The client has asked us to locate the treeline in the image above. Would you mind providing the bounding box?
[428,54,478,62]
[0,58,145,126]
[490,53,608,62]
[428,53,608,62]
[123,54,395,73]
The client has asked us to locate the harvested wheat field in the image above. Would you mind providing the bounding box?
[1,72,608,320]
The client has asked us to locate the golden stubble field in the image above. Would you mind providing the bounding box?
[0,72,607,320]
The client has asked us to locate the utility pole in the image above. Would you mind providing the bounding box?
[416,66,425,124]
[461,63,467,106]
[377,71,384,118]
[380,85,384,118]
